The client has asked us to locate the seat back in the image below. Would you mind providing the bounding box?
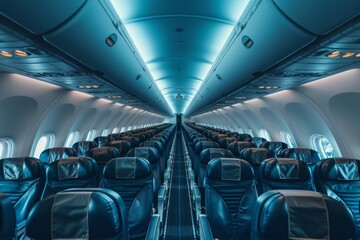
[314,158,360,232]
[252,190,356,240]
[250,137,266,147]
[142,140,164,155]
[86,146,119,177]
[259,158,314,194]
[194,141,220,155]
[107,133,122,142]
[120,137,140,147]
[213,134,228,143]
[240,148,275,179]
[199,148,233,187]
[39,147,77,164]
[228,141,256,157]
[41,157,99,199]
[260,141,288,157]
[26,188,128,240]
[72,141,98,157]
[93,136,108,147]
[107,140,132,157]
[131,134,146,143]
[100,157,153,239]
[218,137,237,149]
[281,148,320,167]
[0,193,16,240]
[237,134,252,141]
[0,157,45,224]
[206,158,257,240]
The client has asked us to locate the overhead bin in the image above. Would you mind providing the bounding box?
[0,0,86,34]
[40,1,169,114]
[189,0,316,114]
[273,0,360,35]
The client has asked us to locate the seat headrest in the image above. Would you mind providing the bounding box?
[107,133,122,141]
[107,140,132,156]
[214,134,228,142]
[281,148,320,165]
[317,158,360,181]
[0,157,43,180]
[93,136,108,147]
[200,148,234,165]
[207,158,254,181]
[218,137,237,148]
[126,147,160,164]
[26,188,127,239]
[237,134,252,141]
[39,147,77,163]
[120,137,140,147]
[47,157,98,180]
[86,146,119,164]
[131,134,146,142]
[252,190,356,240]
[228,141,256,156]
[194,141,220,154]
[251,137,266,147]
[240,148,275,165]
[142,141,164,154]
[260,141,288,154]
[103,157,152,180]
[72,141,98,156]
[260,158,311,180]
[192,137,207,145]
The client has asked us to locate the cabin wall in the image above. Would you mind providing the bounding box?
[0,73,165,157]
[191,68,360,159]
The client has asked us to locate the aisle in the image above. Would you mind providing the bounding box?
[164,130,197,240]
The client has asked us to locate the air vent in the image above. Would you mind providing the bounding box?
[30,71,87,77]
[174,94,184,99]
[270,71,325,78]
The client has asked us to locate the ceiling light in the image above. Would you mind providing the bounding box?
[0,51,13,58]
[356,53,360,57]
[13,50,30,57]
[327,51,341,58]
[258,86,265,89]
[342,52,355,58]
[77,85,99,89]
[235,96,247,99]
[107,95,122,99]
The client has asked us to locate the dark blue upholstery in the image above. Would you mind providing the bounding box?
[39,147,77,164]
[249,137,266,148]
[206,158,257,240]
[280,148,320,167]
[26,188,128,240]
[0,157,45,226]
[314,158,360,235]
[107,140,132,157]
[252,190,356,240]
[100,157,153,240]
[228,141,256,158]
[94,136,108,147]
[260,141,288,157]
[218,137,237,149]
[72,141,98,157]
[120,137,141,148]
[86,146,119,177]
[0,193,16,240]
[237,134,252,141]
[258,158,314,194]
[41,157,99,199]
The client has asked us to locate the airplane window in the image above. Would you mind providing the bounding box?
[238,128,244,134]
[64,131,80,147]
[120,127,126,133]
[127,126,132,131]
[86,129,97,141]
[0,138,13,159]
[311,134,337,159]
[33,134,54,158]
[112,127,119,133]
[248,128,254,137]
[259,129,271,141]
[102,129,109,136]
[280,131,297,148]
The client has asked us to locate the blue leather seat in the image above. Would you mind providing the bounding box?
[194,141,220,155]
[107,133,123,142]
[100,157,153,240]
[252,190,356,240]
[280,148,320,167]
[142,140,164,156]
[228,141,256,158]
[192,141,220,182]
[126,147,161,196]
[258,158,314,194]
[26,188,128,240]
[0,157,45,228]
[314,157,360,235]
[218,137,237,149]
[94,136,108,147]
[206,158,257,240]
[39,147,77,164]
[249,137,266,147]
[199,148,234,188]
[260,141,288,157]
[72,141,98,156]
[86,146,119,177]
[213,134,228,143]
[107,140,132,157]
[120,137,141,148]
[131,133,146,143]
[237,133,252,141]
[41,157,99,199]
[0,193,16,240]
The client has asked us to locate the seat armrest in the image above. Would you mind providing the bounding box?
[145,214,160,240]
[193,186,202,221]
[158,186,166,224]
[199,214,213,240]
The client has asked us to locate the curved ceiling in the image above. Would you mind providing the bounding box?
[110,0,250,114]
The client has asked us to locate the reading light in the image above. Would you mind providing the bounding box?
[13,50,30,57]
[0,51,12,58]
[258,86,265,89]
[342,52,355,58]
[235,96,247,99]
[327,51,341,58]
[77,85,99,89]
[108,95,122,99]
[356,53,360,58]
